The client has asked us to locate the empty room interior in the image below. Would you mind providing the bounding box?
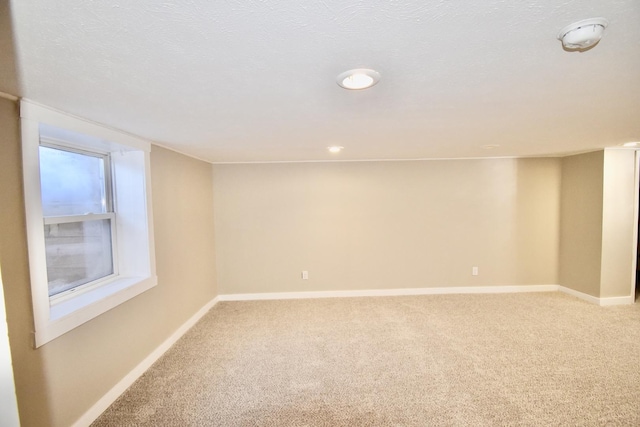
[1,1,640,426]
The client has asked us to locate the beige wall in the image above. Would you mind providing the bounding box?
[600,149,636,298]
[0,99,218,427]
[0,1,19,95]
[559,149,638,299]
[213,158,561,294]
[1,90,635,426]
[559,151,604,297]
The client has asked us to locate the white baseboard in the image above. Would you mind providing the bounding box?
[220,285,635,306]
[217,285,560,302]
[599,295,635,306]
[558,286,601,305]
[558,286,635,306]
[70,296,220,427]
[71,284,634,427]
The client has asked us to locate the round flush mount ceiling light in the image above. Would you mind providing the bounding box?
[622,142,640,147]
[328,146,344,153]
[557,18,609,50]
[337,69,381,90]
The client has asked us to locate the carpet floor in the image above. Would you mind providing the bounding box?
[92,292,640,426]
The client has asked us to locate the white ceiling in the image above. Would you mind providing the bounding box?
[5,0,640,163]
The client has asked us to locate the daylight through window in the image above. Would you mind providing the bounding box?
[39,144,116,297]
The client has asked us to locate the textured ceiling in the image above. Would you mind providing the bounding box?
[7,0,640,162]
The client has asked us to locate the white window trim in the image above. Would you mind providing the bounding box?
[21,100,157,347]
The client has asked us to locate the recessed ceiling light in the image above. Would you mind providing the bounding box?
[557,18,608,50]
[482,144,500,150]
[337,69,380,90]
[328,146,344,153]
[622,142,640,147]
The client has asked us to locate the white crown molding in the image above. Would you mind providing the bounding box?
[0,91,18,101]
[209,155,551,166]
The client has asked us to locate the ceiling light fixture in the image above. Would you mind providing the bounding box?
[622,142,640,147]
[328,146,344,153]
[557,18,609,50]
[337,69,380,90]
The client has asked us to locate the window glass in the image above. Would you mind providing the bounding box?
[39,146,108,216]
[44,219,114,297]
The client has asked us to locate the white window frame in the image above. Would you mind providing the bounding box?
[40,141,119,299]
[21,101,157,347]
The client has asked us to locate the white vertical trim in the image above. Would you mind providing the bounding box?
[0,266,21,427]
[70,296,220,427]
[143,150,157,282]
[21,114,52,338]
[631,150,640,300]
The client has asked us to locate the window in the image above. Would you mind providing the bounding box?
[40,145,116,298]
[21,101,157,347]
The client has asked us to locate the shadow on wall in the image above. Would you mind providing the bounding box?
[0,0,21,96]
[0,9,54,420]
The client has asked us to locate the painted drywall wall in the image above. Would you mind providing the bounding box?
[213,158,561,294]
[559,151,604,297]
[559,149,637,299]
[149,145,218,313]
[0,1,19,96]
[600,149,636,298]
[0,99,217,426]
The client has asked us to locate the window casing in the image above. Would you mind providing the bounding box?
[21,101,157,347]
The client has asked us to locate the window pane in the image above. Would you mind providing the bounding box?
[39,146,108,216]
[44,219,114,297]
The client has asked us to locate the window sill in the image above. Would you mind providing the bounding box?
[37,275,157,347]
[50,275,156,320]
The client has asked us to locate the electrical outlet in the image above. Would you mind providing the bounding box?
[472,266,479,276]
[302,271,309,280]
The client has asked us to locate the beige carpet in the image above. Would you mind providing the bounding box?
[92,292,640,426]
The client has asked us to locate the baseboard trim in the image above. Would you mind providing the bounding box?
[71,296,220,427]
[71,284,634,426]
[558,286,600,305]
[599,295,636,306]
[217,285,560,302]
[558,286,635,306]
